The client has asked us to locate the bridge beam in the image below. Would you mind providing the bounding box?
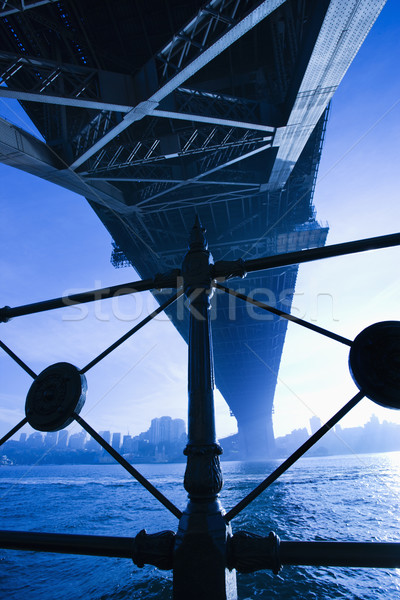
[268,0,387,189]
[69,0,286,169]
[0,117,130,215]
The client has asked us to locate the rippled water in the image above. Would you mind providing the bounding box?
[1,453,400,599]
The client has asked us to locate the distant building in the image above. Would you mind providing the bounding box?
[19,433,27,444]
[149,416,170,444]
[171,419,186,442]
[111,432,121,451]
[99,431,111,445]
[309,416,322,435]
[44,431,58,448]
[68,431,86,450]
[121,435,134,453]
[275,427,309,455]
[149,416,186,444]
[27,432,43,449]
[365,414,380,433]
[57,430,68,448]
[86,436,99,452]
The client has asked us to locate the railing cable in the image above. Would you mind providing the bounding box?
[0,417,28,448]
[80,289,183,374]
[225,391,364,521]
[73,413,182,519]
[214,283,352,346]
[0,340,37,378]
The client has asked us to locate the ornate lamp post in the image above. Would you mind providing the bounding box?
[174,216,237,599]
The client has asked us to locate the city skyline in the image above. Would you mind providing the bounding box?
[4,411,400,466]
[16,415,187,449]
[2,414,188,465]
[13,412,393,447]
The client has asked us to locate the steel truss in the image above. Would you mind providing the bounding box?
[0,0,58,18]
[0,0,284,171]
[0,0,377,238]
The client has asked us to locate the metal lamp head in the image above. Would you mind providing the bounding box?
[25,362,87,431]
[349,321,400,409]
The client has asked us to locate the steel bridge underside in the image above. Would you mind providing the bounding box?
[0,0,386,457]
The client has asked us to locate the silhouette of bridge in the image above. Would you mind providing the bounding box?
[0,0,386,457]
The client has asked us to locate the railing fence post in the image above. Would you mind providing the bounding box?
[173,217,237,600]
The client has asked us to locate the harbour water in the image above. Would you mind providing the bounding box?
[1,452,400,599]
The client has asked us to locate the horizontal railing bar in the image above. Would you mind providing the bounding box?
[237,232,400,275]
[225,391,364,521]
[3,234,397,322]
[1,531,400,569]
[0,530,134,558]
[0,275,180,321]
[74,414,182,519]
[280,541,400,568]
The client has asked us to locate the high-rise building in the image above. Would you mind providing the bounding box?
[68,431,86,450]
[99,431,111,445]
[85,436,99,452]
[44,431,58,448]
[149,417,170,444]
[27,432,43,449]
[310,416,322,435]
[121,435,133,454]
[171,419,186,442]
[57,430,68,448]
[111,432,121,451]
[148,417,186,444]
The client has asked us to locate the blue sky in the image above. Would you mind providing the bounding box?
[0,1,399,443]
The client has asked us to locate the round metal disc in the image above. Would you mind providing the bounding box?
[349,321,400,409]
[25,362,87,431]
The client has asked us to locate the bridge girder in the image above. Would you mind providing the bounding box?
[0,0,384,208]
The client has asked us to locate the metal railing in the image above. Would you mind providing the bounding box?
[1,223,400,599]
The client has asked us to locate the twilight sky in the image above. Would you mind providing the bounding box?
[0,0,399,444]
